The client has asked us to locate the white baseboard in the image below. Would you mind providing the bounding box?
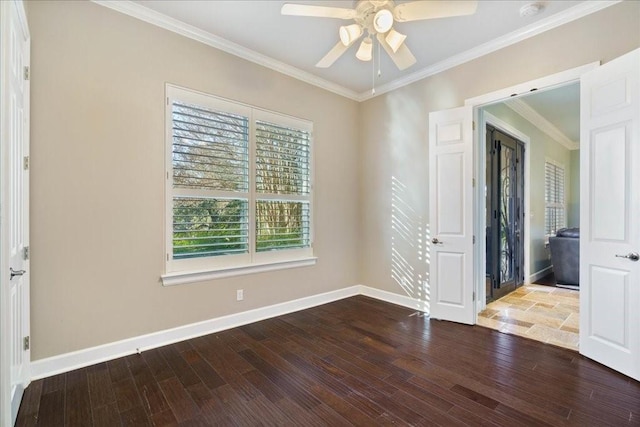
[360,286,429,313]
[31,285,362,380]
[31,284,428,380]
[529,266,553,284]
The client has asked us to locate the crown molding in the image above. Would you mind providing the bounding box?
[357,0,621,101]
[91,0,361,101]
[504,98,579,150]
[92,0,619,104]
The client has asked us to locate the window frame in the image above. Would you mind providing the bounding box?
[544,158,566,238]
[163,85,315,285]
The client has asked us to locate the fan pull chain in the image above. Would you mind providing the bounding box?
[377,40,381,77]
[371,38,382,95]
[371,37,376,95]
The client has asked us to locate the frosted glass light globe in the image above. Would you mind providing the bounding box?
[373,9,393,33]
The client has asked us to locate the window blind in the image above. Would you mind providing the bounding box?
[171,101,249,259]
[256,200,310,251]
[255,121,311,195]
[166,86,313,272]
[545,161,565,236]
[172,102,249,192]
[173,198,248,259]
[255,120,311,252]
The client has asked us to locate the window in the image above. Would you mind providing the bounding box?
[545,160,565,236]
[164,86,314,282]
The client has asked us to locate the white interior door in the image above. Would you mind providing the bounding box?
[1,0,31,424]
[579,48,639,381]
[428,106,475,324]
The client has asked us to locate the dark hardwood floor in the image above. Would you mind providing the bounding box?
[17,296,640,426]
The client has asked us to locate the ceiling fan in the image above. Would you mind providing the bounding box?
[281,0,478,70]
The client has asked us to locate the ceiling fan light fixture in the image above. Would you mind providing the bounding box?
[339,24,363,46]
[385,28,406,53]
[373,9,394,33]
[282,0,480,72]
[356,37,373,61]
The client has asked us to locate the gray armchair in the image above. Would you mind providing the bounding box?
[549,228,580,286]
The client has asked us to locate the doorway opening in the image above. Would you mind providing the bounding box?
[485,125,525,303]
[475,82,581,351]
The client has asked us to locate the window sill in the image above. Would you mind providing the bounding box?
[161,257,318,286]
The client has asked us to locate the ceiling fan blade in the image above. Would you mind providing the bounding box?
[377,33,416,70]
[281,4,357,19]
[394,1,478,22]
[316,41,350,68]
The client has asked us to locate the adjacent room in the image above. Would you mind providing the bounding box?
[1,0,639,425]
[477,82,582,350]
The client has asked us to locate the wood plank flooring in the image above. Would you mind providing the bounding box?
[16,296,640,426]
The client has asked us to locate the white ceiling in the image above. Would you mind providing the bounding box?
[498,82,580,149]
[521,83,580,142]
[125,0,612,99]
[103,1,592,147]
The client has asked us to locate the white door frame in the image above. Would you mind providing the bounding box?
[464,61,600,314]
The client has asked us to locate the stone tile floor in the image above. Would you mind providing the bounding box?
[478,284,580,351]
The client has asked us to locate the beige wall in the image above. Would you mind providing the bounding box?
[27,1,640,361]
[483,103,573,276]
[359,1,640,299]
[27,1,360,360]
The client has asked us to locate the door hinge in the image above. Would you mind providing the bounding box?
[24,66,29,81]
[23,246,29,260]
[23,156,29,170]
[472,291,476,302]
[472,178,476,187]
[472,235,476,244]
[472,121,476,130]
[23,336,30,351]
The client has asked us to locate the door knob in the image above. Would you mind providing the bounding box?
[10,267,26,279]
[432,238,444,245]
[615,252,639,262]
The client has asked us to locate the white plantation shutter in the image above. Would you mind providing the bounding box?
[255,121,311,195]
[172,198,249,259]
[166,86,313,273]
[545,161,565,236]
[171,101,250,261]
[256,201,310,251]
[255,120,311,252]
[172,103,249,192]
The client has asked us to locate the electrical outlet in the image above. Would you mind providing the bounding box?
[236,289,244,301]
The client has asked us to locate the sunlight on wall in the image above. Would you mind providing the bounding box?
[391,176,429,309]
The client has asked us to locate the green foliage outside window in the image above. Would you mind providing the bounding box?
[173,198,248,259]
